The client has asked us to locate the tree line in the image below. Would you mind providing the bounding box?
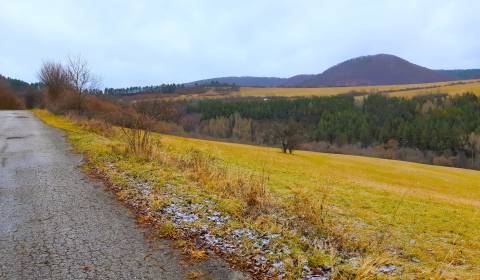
[0,75,44,109]
[104,81,239,96]
[187,94,480,153]
[104,84,182,95]
[128,94,479,168]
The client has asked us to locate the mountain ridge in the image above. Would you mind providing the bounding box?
[189,54,479,87]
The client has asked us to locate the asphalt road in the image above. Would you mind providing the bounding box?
[0,111,247,280]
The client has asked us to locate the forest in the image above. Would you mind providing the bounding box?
[104,81,239,96]
[134,93,480,168]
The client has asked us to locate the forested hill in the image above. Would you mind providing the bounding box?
[299,54,452,86]
[436,69,480,80]
[185,76,290,87]
[189,54,471,87]
[0,75,35,91]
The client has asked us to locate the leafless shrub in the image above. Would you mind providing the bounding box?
[464,132,480,167]
[38,61,70,101]
[24,87,44,109]
[0,79,24,109]
[273,120,300,154]
[65,55,101,111]
[65,55,100,94]
[39,55,101,112]
[121,114,158,156]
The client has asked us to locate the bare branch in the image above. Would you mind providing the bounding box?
[38,61,69,100]
[65,55,99,94]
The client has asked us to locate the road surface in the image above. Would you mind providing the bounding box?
[0,111,247,280]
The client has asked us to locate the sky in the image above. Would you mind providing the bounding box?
[0,0,479,88]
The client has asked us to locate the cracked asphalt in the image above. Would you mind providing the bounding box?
[0,111,248,280]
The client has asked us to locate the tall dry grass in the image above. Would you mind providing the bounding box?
[176,148,274,217]
[120,115,157,156]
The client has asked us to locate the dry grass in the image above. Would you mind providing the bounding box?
[233,80,480,98]
[391,80,480,98]
[159,133,480,278]
[169,148,274,217]
[185,271,203,280]
[34,109,480,278]
[120,115,160,157]
[65,113,115,137]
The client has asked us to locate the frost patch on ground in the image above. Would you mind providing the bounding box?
[105,163,345,279]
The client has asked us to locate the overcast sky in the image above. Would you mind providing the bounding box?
[0,0,479,87]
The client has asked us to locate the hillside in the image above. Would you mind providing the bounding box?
[300,54,453,86]
[163,135,480,278]
[36,110,480,278]
[437,69,480,80]
[189,54,459,87]
[187,75,315,87]
[186,76,288,87]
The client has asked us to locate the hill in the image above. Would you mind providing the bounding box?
[189,54,459,87]
[36,109,480,278]
[299,54,453,86]
[436,69,480,80]
[186,76,288,87]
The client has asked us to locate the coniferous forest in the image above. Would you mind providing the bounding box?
[134,93,480,168]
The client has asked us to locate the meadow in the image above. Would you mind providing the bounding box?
[391,80,480,97]
[161,135,480,277]
[137,79,480,102]
[231,80,480,98]
[35,110,480,279]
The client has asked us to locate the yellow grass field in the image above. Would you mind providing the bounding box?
[161,135,480,278]
[229,79,480,98]
[35,110,480,278]
[127,79,480,102]
[391,80,480,97]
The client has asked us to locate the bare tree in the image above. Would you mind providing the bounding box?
[273,121,300,154]
[38,61,69,100]
[39,55,100,111]
[65,55,100,95]
[465,132,480,168]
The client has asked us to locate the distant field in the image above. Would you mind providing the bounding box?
[390,80,480,97]
[231,79,480,98]
[162,135,480,278]
[125,79,480,102]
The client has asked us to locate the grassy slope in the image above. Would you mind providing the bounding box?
[161,135,480,277]
[122,80,480,102]
[391,80,480,97]
[35,110,480,278]
[229,80,480,98]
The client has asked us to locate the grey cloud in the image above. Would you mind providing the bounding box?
[0,0,479,87]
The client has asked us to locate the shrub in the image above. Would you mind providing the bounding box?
[0,80,24,109]
[121,114,159,157]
